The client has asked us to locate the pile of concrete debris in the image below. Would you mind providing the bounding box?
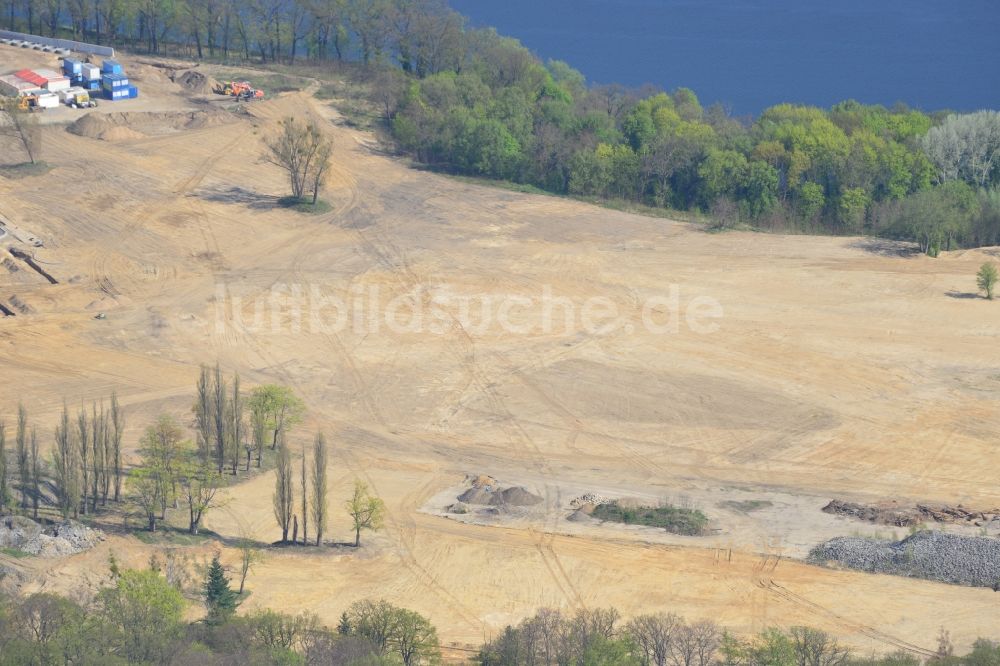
[810,530,1000,589]
[570,493,612,509]
[822,499,1000,528]
[0,515,104,557]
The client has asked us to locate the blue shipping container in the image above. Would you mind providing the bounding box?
[101,59,123,75]
[101,73,129,90]
[127,85,138,99]
[63,58,82,75]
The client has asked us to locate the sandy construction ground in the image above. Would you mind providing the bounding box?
[2,43,999,659]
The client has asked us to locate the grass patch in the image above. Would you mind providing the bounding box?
[442,173,705,224]
[0,161,52,179]
[214,69,306,94]
[278,196,332,215]
[133,526,220,546]
[718,499,773,514]
[592,501,709,536]
[313,82,342,100]
[0,547,32,559]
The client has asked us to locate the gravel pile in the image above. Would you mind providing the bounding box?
[810,530,1000,588]
[0,516,104,558]
[570,493,611,508]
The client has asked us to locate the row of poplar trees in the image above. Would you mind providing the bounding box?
[0,397,125,520]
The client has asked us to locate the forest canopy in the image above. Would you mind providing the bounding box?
[5,0,1000,252]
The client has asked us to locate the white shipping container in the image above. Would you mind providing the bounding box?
[82,63,101,81]
[35,93,59,108]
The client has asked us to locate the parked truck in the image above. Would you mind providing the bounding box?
[59,86,97,108]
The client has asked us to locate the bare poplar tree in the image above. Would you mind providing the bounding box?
[264,117,333,203]
[110,392,124,502]
[300,441,308,545]
[273,441,293,543]
[212,364,228,474]
[16,404,29,510]
[90,402,103,513]
[29,428,40,520]
[311,432,328,546]
[230,372,244,475]
[194,365,213,463]
[101,402,112,505]
[77,407,89,516]
[52,404,80,519]
[0,104,41,164]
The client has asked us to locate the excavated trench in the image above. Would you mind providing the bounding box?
[8,247,58,284]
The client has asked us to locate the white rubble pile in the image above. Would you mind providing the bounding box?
[0,515,104,557]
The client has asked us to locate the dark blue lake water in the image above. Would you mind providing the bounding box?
[449,0,1000,116]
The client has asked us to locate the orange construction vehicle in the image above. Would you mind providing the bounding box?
[219,80,264,101]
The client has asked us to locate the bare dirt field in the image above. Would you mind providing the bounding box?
[2,43,999,659]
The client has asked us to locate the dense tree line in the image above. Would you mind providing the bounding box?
[3,574,1000,666]
[3,0,999,250]
[0,556,440,664]
[384,40,1000,253]
[477,607,1000,666]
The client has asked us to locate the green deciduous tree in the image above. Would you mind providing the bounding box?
[98,568,185,664]
[180,449,225,535]
[346,480,385,547]
[237,534,264,595]
[977,262,998,300]
[248,385,306,451]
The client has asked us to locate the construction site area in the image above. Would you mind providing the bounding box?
[1,40,999,659]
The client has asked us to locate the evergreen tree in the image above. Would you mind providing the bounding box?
[203,553,239,625]
[338,611,352,635]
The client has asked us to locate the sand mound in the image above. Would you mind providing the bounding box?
[68,110,234,139]
[457,487,494,504]
[176,69,221,95]
[100,126,146,142]
[124,63,167,84]
[493,486,543,507]
[456,478,543,507]
[68,113,111,139]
